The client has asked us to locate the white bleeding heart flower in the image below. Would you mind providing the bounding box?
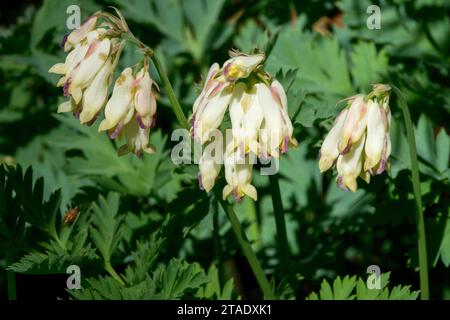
[318,84,392,191]
[192,51,298,200]
[67,38,111,104]
[118,119,156,157]
[133,67,158,129]
[79,56,114,124]
[318,108,348,173]
[192,82,233,144]
[223,149,257,201]
[336,132,366,192]
[98,67,135,137]
[198,138,223,193]
[338,94,368,154]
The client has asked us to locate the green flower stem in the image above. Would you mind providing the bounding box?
[151,54,190,130]
[269,174,290,270]
[215,189,276,300]
[105,262,125,286]
[393,85,429,300]
[5,251,17,300]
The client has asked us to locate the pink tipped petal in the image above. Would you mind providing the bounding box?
[337,176,349,191]
[60,34,68,49]
[84,40,100,59]
[282,136,289,153]
[63,78,71,97]
[340,138,352,155]
[198,174,205,191]
[136,113,146,129]
[151,114,157,129]
[270,86,283,108]
[73,109,81,119]
[109,122,123,139]
[207,82,225,99]
[376,159,386,175]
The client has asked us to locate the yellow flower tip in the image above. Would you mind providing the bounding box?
[243,184,257,201]
[289,137,299,148]
[201,177,215,193]
[338,138,350,154]
[79,110,95,124]
[222,185,233,200]
[318,156,334,173]
[98,119,112,132]
[57,101,73,113]
[48,63,65,74]
[360,171,371,184]
[56,77,66,87]
[364,157,377,172]
[344,177,358,192]
[71,86,83,104]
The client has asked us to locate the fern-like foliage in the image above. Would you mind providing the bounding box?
[69,258,209,300]
[89,192,124,267]
[124,234,165,285]
[306,273,419,300]
[196,265,236,300]
[8,239,97,274]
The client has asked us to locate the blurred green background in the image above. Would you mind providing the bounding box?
[0,0,449,300]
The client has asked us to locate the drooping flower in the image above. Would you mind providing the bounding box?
[99,65,159,157]
[198,137,223,193]
[98,67,135,137]
[118,120,156,157]
[134,67,158,129]
[223,148,257,201]
[318,83,392,191]
[191,51,265,144]
[49,11,160,157]
[116,65,159,157]
[79,55,114,124]
[49,15,123,125]
[191,50,298,201]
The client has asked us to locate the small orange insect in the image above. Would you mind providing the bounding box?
[63,208,79,225]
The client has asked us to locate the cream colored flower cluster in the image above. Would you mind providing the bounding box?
[192,51,298,201]
[318,84,392,191]
[49,15,158,156]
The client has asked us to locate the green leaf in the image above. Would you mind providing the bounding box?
[196,264,236,300]
[70,258,208,300]
[8,239,97,274]
[435,128,450,174]
[266,16,353,126]
[0,164,62,238]
[124,234,165,285]
[307,273,419,300]
[350,41,389,90]
[154,258,208,299]
[90,193,124,265]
